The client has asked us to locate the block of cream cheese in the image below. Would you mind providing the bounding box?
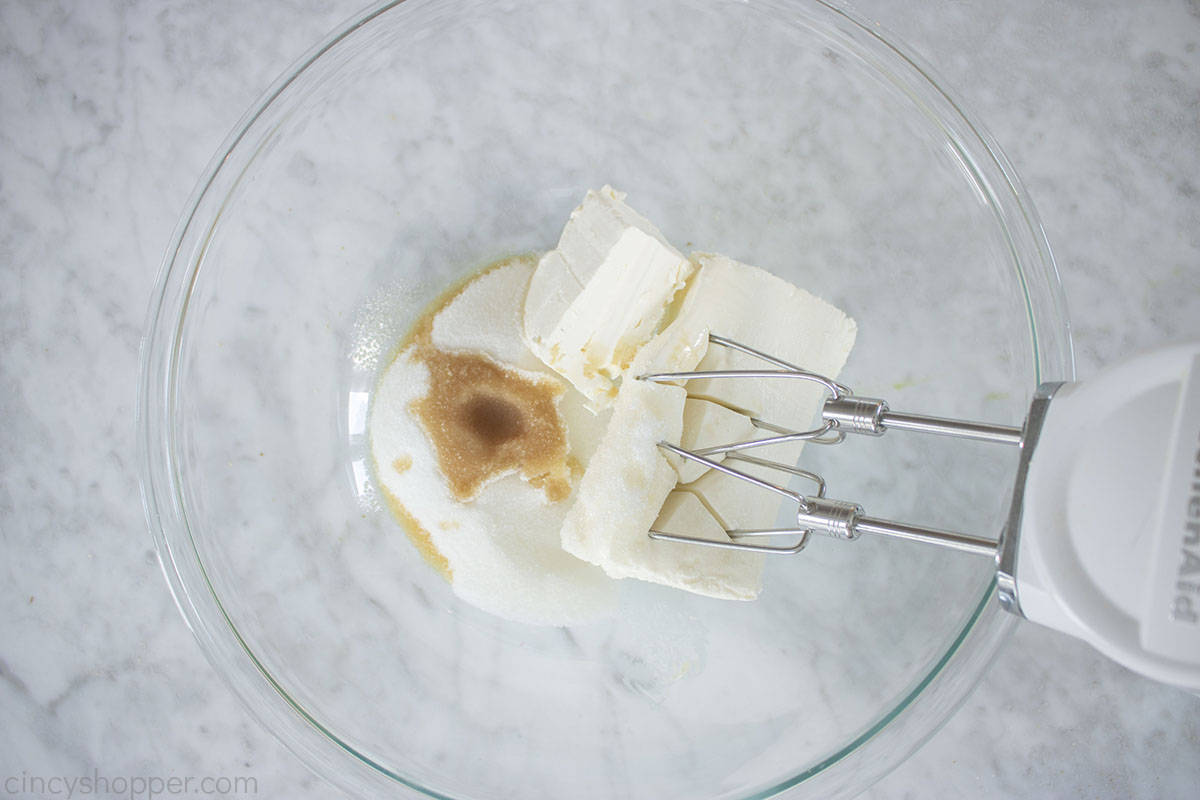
[683,458,800,532]
[523,186,693,408]
[558,249,856,600]
[559,292,767,600]
[666,252,857,533]
[558,352,767,599]
[651,491,763,600]
[672,252,857,467]
[676,398,758,484]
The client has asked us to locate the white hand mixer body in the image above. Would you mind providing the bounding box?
[642,337,1200,691]
[1007,342,1200,690]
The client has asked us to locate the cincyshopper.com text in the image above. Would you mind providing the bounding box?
[3,771,257,799]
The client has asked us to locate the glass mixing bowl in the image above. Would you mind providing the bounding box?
[138,1,1073,797]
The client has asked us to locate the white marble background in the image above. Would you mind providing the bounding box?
[1,0,1198,798]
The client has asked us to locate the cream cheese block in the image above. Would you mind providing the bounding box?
[523,186,693,408]
[654,251,858,536]
[557,248,856,600]
[650,491,763,600]
[677,252,857,461]
[676,398,758,484]
[558,334,767,600]
[558,288,768,600]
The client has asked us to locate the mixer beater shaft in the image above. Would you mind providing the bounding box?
[643,334,1020,556]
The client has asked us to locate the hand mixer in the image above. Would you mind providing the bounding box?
[641,335,1200,691]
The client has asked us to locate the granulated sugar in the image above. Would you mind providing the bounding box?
[369,256,616,626]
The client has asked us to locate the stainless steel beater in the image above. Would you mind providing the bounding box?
[640,334,1200,690]
[641,334,1020,558]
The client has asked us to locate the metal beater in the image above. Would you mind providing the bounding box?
[641,334,1019,557]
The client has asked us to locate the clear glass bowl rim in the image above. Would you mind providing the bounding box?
[136,1,1075,798]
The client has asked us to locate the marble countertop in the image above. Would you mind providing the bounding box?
[2,1,1198,798]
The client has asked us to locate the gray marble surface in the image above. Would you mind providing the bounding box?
[1,1,1198,798]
